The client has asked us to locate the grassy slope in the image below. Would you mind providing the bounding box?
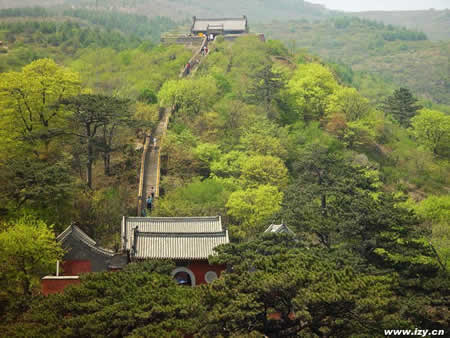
[255,19,450,105]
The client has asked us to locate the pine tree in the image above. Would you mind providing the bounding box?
[382,87,422,127]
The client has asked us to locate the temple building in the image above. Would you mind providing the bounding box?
[191,16,249,37]
[41,224,127,295]
[121,216,229,286]
[42,216,229,294]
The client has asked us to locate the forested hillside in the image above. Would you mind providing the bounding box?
[0,0,332,21]
[1,0,449,41]
[354,9,450,41]
[256,17,450,105]
[0,8,191,232]
[0,5,449,337]
[1,32,449,336]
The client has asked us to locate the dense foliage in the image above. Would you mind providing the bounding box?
[2,261,200,337]
[0,216,63,318]
[0,7,177,42]
[4,232,448,336]
[0,6,448,337]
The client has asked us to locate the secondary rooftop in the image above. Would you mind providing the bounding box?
[121,216,229,260]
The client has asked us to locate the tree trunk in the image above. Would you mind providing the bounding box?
[103,153,111,176]
[86,125,93,189]
[102,124,115,176]
[103,154,108,176]
[106,153,111,176]
[318,173,327,215]
[87,143,93,189]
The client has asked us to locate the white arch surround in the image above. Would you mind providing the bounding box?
[171,267,196,286]
[205,271,218,284]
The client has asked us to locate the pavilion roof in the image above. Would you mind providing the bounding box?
[192,16,247,32]
[58,224,115,257]
[121,216,229,260]
[264,224,295,235]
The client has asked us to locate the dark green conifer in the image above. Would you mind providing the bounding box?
[382,87,422,127]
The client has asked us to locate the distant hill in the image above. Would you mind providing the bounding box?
[1,1,448,42]
[353,9,450,41]
[0,0,64,8]
[1,1,448,105]
[255,17,450,105]
[0,0,333,22]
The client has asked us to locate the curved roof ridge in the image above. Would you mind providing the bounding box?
[58,224,115,257]
[196,17,246,21]
[126,215,220,220]
[136,231,228,237]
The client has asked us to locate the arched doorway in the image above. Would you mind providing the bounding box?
[171,267,196,286]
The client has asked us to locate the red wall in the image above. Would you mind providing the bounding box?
[62,260,91,275]
[187,261,226,285]
[42,278,81,295]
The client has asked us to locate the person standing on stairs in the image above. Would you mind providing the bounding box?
[146,195,153,212]
[150,186,155,199]
[186,62,191,75]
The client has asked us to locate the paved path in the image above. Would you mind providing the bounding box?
[138,39,209,215]
[143,109,170,201]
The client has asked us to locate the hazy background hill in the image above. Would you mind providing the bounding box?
[0,0,332,21]
[255,17,450,105]
[354,9,450,41]
[0,0,449,105]
[1,1,449,41]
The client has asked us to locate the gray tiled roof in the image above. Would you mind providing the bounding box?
[121,216,228,260]
[133,231,229,260]
[192,17,247,32]
[58,224,115,257]
[264,224,295,235]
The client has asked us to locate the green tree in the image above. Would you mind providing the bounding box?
[287,63,338,121]
[382,87,422,127]
[210,151,248,180]
[414,195,450,270]
[7,261,201,337]
[201,234,405,337]
[326,86,371,121]
[193,143,222,177]
[61,94,132,188]
[0,154,74,216]
[158,76,218,116]
[283,145,439,276]
[155,178,230,217]
[240,155,289,189]
[226,185,283,236]
[137,88,157,104]
[410,109,450,156]
[240,131,288,159]
[0,216,63,316]
[247,63,285,113]
[0,58,80,153]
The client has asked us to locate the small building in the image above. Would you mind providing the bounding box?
[122,216,229,286]
[264,223,295,235]
[191,16,249,37]
[41,224,127,295]
[57,224,127,274]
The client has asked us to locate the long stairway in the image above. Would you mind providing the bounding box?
[137,37,209,216]
[143,110,170,199]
